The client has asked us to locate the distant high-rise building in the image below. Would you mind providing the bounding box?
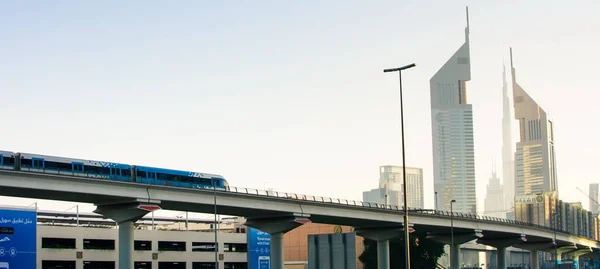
[484,165,505,218]
[590,183,599,215]
[430,7,476,213]
[511,48,558,196]
[362,165,424,208]
[502,64,515,211]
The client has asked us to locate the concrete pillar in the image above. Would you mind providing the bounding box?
[377,240,390,269]
[93,200,161,269]
[451,244,460,269]
[271,232,284,269]
[244,214,310,269]
[497,247,506,269]
[530,250,539,269]
[119,221,134,269]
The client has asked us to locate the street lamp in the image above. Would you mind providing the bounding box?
[435,191,438,212]
[450,199,456,269]
[384,62,416,269]
[213,179,219,269]
[553,212,558,267]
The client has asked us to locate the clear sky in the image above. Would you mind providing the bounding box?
[1,0,599,218]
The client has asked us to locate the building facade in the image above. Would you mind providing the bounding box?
[362,165,424,208]
[484,167,505,218]
[590,183,599,215]
[36,225,247,269]
[511,48,558,197]
[430,8,476,213]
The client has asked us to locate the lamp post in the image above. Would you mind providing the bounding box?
[213,179,218,269]
[553,212,558,267]
[435,191,438,211]
[450,199,456,269]
[384,63,416,269]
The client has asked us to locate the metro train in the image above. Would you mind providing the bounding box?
[0,150,229,190]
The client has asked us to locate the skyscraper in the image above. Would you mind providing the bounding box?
[590,183,599,215]
[484,164,505,218]
[502,64,515,211]
[430,7,476,213]
[511,48,558,196]
[362,165,424,208]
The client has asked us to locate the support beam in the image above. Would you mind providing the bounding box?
[451,244,460,269]
[530,250,539,269]
[355,226,409,269]
[244,214,310,269]
[565,247,593,269]
[119,221,134,269]
[497,246,506,269]
[93,200,161,269]
[378,240,390,269]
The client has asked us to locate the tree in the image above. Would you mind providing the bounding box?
[358,229,446,269]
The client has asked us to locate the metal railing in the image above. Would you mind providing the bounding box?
[222,186,591,240]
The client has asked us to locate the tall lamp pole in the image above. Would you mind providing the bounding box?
[384,63,416,269]
[450,199,456,269]
[213,179,219,269]
[553,212,558,267]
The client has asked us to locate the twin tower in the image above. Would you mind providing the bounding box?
[431,7,557,215]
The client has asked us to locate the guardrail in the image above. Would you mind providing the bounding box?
[224,186,592,240]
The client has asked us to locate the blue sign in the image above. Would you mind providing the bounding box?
[0,207,36,269]
[247,227,270,269]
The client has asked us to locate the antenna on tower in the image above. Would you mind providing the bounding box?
[466,6,470,32]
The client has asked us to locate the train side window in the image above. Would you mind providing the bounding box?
[72,163,84,172]
[148,172,156,179]
[137,170,147,178]
[112,168,121,176]
[122,169,131,177]
[0,155,3,166]
[32,158,44,169]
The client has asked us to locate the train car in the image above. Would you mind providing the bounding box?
[17,152,133,182]
[133,165,229,190]
[0,151,16,170]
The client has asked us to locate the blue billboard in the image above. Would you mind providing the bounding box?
[247,227,270,269]
[0,207,36,269]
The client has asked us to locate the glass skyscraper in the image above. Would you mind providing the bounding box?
[511,48,558,197]
[430,8,476,213]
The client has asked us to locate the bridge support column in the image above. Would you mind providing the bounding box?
[450,244,460,269]
[355,226,408,269]
[244,214,311,269]
[93,199,161,269]
[497,247,506,269]
[119,221,134,269]
[477,235,526,269]
[378,240,390,269]
[530,250,538,269]
[565,248,593,269]
[427,231,482,269]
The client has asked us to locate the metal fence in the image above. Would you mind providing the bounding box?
[223,186,581,238]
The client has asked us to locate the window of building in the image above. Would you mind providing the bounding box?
[83,261,115,269]
[224,263,248,269]
[135,262,152,269]
[42,237,76,249]
[159,262,186,269]
[192,242,217,252]
[42,260,76,269]
[83,239,115,250]
[135,240,152,251]
[193,263,216,269]
[223,243,247,252]
[158,241,186,251]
